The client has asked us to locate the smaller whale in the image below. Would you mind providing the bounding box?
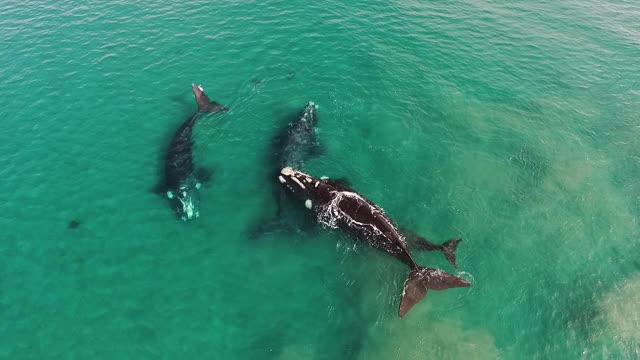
[273,101,321,215]
[163,84,227,220]
[278,101,320,171]
[278,167,470,317]
[249,102,321,238]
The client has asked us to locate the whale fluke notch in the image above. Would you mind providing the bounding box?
[191,83,227,113]
[194,167,214,184]
[399,267,470,318]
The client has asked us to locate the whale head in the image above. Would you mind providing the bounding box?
[301,101,318,126]
[168,177,200,220]
[278,167,334,209]
[177,189,198,220]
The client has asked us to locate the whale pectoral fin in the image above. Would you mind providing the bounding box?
[402,229,462,269]
[248,217,295,241]
[250,216,319,240]
[399,267,470,318]
[195,167,215,184]
[249,190,320,240]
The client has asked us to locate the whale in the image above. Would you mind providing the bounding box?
[277,167,470,317]
[277,101,320,170]
[163,84,227,220]
[248,102,321,238]
[271,101,322,214]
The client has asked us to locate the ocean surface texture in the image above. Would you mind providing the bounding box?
[1,0,639,358]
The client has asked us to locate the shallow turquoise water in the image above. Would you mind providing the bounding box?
[1,0,639,358]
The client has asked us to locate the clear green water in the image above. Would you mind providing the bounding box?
[1,0,639,358]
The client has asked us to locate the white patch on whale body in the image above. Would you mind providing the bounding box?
[198,85,204,91]
[167,191,174,199]
[305,178,312,183]
[315,181,319,188]
[305,199,313,209]
[316,191,394,241]
[278,176,286,184]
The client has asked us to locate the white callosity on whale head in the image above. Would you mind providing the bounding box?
[281,167,313,178]
[278,176,286,184]
[280,167,307,189]
[291,177,306,189]
[179,196,197,220]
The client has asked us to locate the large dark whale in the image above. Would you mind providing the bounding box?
[164,84,227,220]
[277,167,470,317]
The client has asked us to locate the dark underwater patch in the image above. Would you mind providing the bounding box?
[68,219,81,229]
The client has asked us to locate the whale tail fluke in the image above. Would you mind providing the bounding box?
[441,238,462,269]
[398,267,470,318]
[192,83,228,113]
